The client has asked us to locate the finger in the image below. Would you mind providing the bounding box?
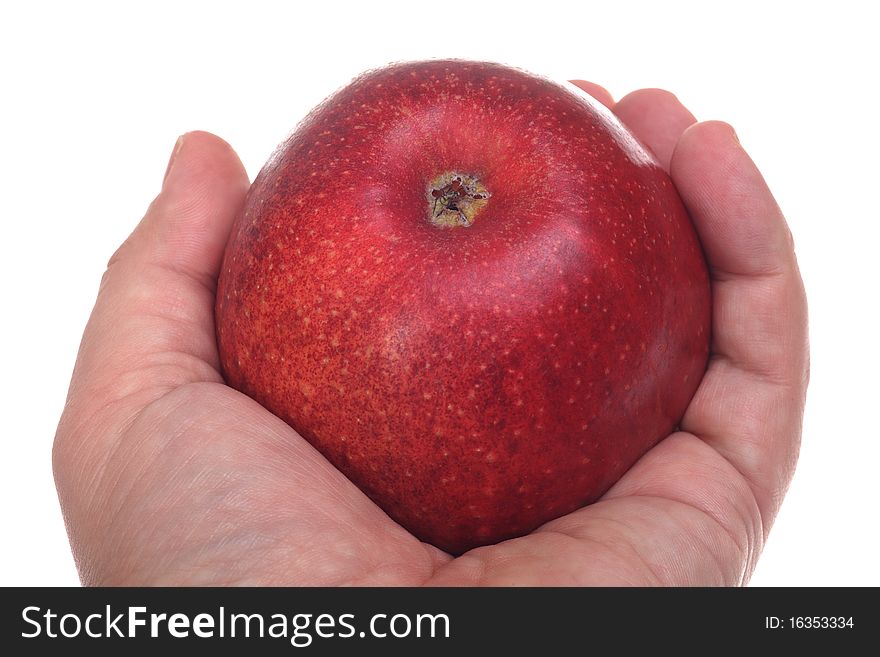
[60,131,250,440]
[613,88,696,171]
[569,80,615,109]
[671,121,809,534]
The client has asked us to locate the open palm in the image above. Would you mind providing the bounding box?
[54,84,808,586]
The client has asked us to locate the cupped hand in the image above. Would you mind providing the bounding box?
[53,84,808,585]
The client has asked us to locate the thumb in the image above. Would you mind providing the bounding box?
[117,130,251,287]
[57,131,249,453]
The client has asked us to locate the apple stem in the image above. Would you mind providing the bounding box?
[427,172,490,229]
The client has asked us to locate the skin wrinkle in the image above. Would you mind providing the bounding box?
[104,264,219,345]
[63,388,209,583]
[710,307,807,386]
[665,485,753,582]
[557,518,674,585]
[666,497,750,585]
[600,430,763,577]
[525,529,662,586]
[53,89,808,586]
[559,498,745,586]
[63,255,225,447]
[54,387,157,523]
[86,382,436,587]
[682,356,801,538]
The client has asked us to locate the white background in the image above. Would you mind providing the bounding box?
[2,0,877,586]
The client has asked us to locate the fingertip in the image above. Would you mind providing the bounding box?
[671,120,792,279]
[568,80,615,109]
[673,120,739,161]
[162,130,249,197]
[614,88,697,171]
[618,87,681,106]
[671,121,748,198]
[615,88,693,124]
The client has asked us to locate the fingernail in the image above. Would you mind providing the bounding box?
[163,134,187,188]
[727,124,741,145]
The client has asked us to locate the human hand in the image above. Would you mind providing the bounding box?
[53,83,808,586]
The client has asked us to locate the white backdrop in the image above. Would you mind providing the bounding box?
[2,0,877,586]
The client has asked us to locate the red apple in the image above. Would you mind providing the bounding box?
[216,60,710,554]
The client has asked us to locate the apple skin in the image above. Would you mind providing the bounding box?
[216,60,710,554]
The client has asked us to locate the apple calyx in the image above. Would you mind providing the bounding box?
[427,172,489,228]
